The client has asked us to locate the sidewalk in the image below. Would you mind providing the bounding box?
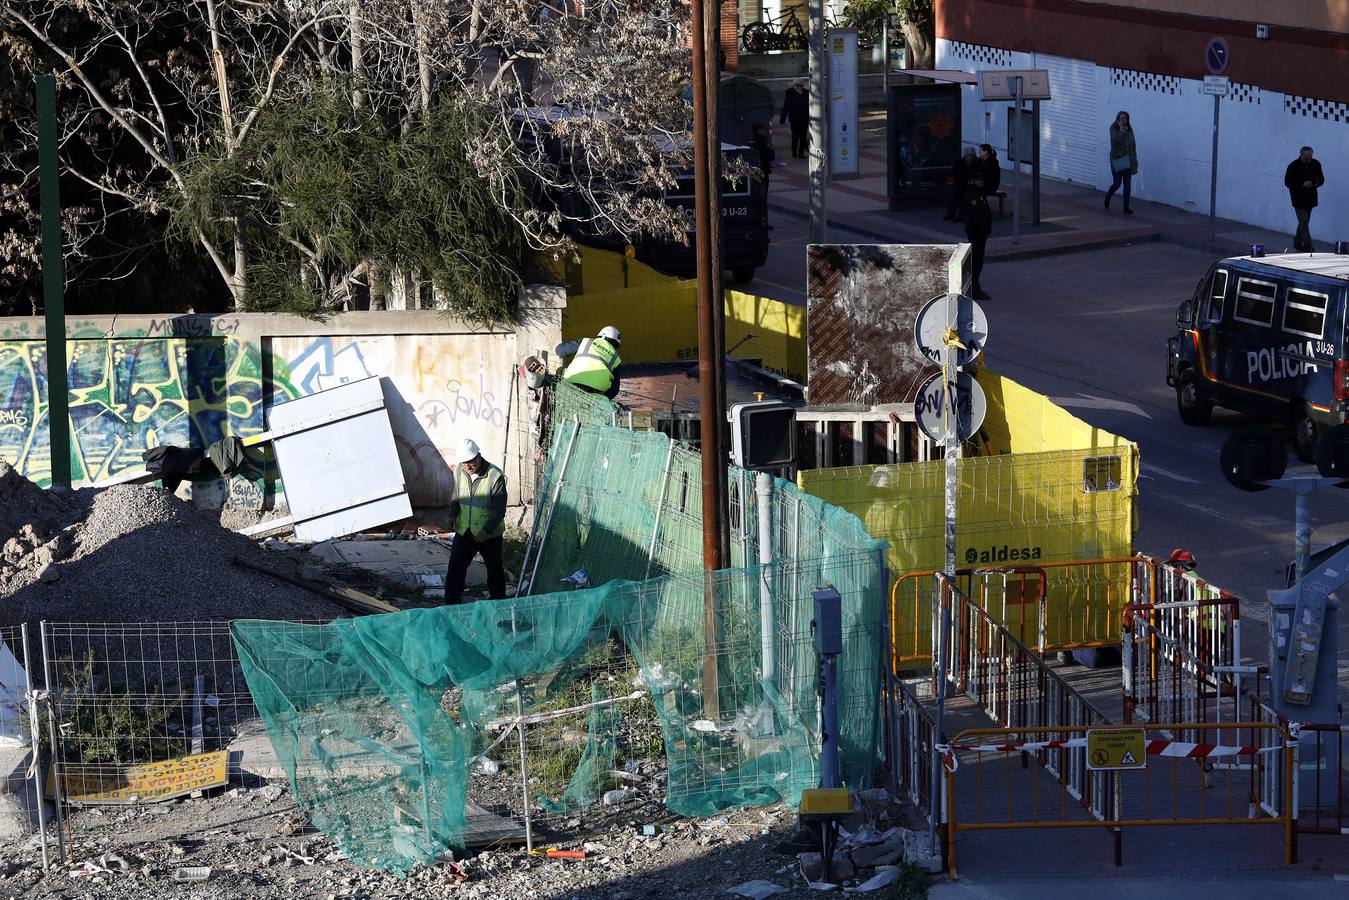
[766,115,1302,261]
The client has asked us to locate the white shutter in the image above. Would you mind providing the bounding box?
[1034,54,1099,187]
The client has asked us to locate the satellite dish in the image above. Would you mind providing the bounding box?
[1220,428,1286,492]
[1316,423,1349,484]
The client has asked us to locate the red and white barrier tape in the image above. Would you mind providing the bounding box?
[937,736,1291,758]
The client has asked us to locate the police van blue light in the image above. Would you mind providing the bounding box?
[1167,247,1349,462]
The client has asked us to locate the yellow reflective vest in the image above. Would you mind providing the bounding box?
[562,338,621,392]
[451,463,506,540]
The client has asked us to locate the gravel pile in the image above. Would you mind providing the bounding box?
[0,466,342,627]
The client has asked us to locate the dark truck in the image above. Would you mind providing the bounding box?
[512,106,770,284]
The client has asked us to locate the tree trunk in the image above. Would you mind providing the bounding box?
[231,219,247,311]
[350,0,365,108]
[900,15,934,69]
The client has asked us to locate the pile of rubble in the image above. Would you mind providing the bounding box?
[0,461,342,626]
[0,780,937,900]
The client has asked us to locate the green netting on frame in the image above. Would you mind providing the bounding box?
[232,423,887,873]
[551,378,621,429]
[232,549,883,872]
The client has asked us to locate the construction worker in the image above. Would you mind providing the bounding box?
[446,439,508,603]
[556,326,622,400]
[1166,548,1228,662]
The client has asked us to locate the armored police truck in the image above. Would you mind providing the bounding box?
[511,106,770,284]
[1167,248,1349,461]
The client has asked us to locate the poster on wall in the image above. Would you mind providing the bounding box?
[829,28,859,178]
[886,82,962,207]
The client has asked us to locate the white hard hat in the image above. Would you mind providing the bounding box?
[455,439,481,464]
[598,325,621,344]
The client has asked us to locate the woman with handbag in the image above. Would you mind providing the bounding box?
[1104,111,1138,214]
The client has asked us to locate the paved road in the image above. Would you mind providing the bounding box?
[978,242,1349,688]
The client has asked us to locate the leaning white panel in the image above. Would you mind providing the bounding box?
[267,376,413,543]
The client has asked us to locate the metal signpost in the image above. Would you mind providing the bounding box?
[912,290,989,857]
[977,70,1050,244]
[1204,37,1231,244]
[37,75,70,488]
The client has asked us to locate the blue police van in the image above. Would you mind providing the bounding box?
[1167,249,1349,461]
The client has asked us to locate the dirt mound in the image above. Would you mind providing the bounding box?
[0,460,67,549]
[0,466,341,627]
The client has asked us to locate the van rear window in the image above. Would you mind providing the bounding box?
[1283,289,1329,339]
[1234,278,1277,327]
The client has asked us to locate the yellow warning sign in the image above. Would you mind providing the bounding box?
[1086,728,1147,771]
[47,750,229,805]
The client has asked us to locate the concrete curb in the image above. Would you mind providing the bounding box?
[769,200,1166,261]
[987,232,1163,262]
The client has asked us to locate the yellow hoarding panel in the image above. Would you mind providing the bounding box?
[49,750,229,805]
[564,262,807,383]
[800,443,1138,656]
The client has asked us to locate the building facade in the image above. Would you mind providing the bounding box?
[936,0,1349,242]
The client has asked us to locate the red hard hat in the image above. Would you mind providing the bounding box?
[1167,548,1197,569]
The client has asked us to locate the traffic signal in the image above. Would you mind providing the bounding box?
[1219,428,1285,492]
[729,401,796,470]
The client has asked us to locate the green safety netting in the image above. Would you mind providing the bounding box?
[232,423,887,873]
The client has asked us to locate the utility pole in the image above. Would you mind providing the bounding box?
[808,0,827,242]
[37,75,70,489]
[691,0,728,715]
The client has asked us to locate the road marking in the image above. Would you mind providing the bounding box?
[1141,463,1202,484]
[1052,394,1153,419]
[1168,497,1287,530]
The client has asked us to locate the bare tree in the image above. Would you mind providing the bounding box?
[1,0,698,315]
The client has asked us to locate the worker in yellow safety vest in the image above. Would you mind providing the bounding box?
[557,326,623,400]
[446,439,508,603]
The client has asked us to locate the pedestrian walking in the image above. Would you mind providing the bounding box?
[446,439,508,604]
[1104,111,1138,214]
[780,79,809,159]
[963,179,993,301]
[751,122,775,188]
[944,146,977,221]
[557,325,623,399]
[1285,146,1326,251]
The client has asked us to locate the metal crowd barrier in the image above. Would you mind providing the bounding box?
[942,721,1297,878]
[891,556,1154,670]
[1122,595,1252,747]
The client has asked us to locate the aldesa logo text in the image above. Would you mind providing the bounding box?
[965,545,1043,564]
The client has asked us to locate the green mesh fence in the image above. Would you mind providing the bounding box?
[233,423,887,873]
[551,378,622,429]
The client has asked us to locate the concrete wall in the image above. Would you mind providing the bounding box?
[939,38,1349,243]
[0,287,565,509]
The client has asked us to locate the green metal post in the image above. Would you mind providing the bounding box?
[37,75,70,488]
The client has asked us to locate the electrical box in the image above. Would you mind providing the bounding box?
[729,401,796,470]
[812,589,843,656]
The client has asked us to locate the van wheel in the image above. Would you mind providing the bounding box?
[730,266,755,285]
[1292,402,1320,464]
[1176,370,1212,426]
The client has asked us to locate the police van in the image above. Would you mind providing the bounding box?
[511,107,769,283]
[1167,248,1349,461]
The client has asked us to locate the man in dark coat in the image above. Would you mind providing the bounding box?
[780,80,809,159]
[978,144,1001,197]
[752,122,776,186]
[1285,146,1326,251]
[963,177,993,301]
[945,146,977,221]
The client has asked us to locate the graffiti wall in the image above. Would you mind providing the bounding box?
[268,334,518,507]
[0,302,564,509]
